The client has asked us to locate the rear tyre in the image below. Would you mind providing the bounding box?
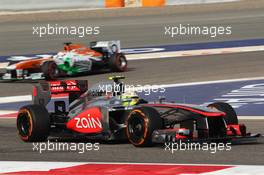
[17,105,50,142]
[109,53,127,72]
[126,107,162,147]
[208,102,238,125]
[42,61,59,80]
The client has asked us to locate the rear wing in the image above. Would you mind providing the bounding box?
[32,80,88,107]
[90,40,121,54]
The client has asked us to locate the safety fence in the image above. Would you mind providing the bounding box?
[0,0,239,11]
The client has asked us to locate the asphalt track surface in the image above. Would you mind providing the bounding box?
[1,51,264,97]
[0,118,263,165]
[0,0,264,56]
[0,0,264,165]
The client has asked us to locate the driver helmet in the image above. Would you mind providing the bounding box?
[121,89,139,106]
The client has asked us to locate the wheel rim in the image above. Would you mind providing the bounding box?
[127,113,146,144]
[17,111,31,137]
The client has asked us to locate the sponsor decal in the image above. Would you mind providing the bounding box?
[75,113,102,129]
[49,80,80,93]
[66,107,103,133]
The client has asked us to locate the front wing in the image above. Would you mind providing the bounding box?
[152,129,263,145]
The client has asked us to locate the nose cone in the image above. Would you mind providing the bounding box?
[15,58,45,69]
[6,63,17,70]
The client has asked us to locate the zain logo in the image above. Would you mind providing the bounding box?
[75,113,102,129]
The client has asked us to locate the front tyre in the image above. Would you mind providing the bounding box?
[126,107,162,147]
[208,102,238,125]
[109,53,128,72]
[42,61,60,80]
[17,105,50,142]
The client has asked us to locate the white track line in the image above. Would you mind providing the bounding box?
[238,116,264,120]
[1,76,264,104]
[0,95,68,104]
[127,45,264,60]
[0,161,263,167]
[0,110,17,115]
[1,45,263,68]
[0,95,31,104]
[0,7,105,16]
[0,62,9,69]
[160,76,264,88]
[0,161,86,173]
[200,166,264,175]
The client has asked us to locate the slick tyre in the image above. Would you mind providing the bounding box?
[17,105,50,142]
[42,61,59,80]
[109,53,127,72]
[126,107,162,147]
[208,102,238,125]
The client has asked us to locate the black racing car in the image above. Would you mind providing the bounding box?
[16,77,261,147]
